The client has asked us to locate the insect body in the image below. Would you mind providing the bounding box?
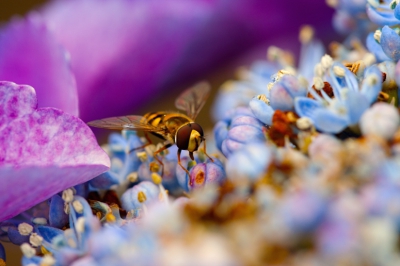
[87,82,213,175]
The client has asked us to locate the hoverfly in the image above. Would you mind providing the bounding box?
[88,82,213,175]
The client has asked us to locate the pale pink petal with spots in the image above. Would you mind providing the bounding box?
[0,82,110,221]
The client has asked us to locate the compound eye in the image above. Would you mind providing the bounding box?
[190,123,204,137]
[176,124,192,150]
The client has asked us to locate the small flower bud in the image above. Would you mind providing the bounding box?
[72,200,84,213]
[136,151,148,162]
[314,63,324,77]
[64,202,70,214]
[299,25,314,44]
[18,223,33,236]
[42,254,56,266]
[360,102,400,140]
[20,243,36,258]
[333,66,345,77]
[126,172,138,183]
[321,54,333,69]
[29,233,43,247]
[267,46,282,61]
[75,217,85,233]
[62,189,74,203]
[32,217,47,225]
[374,30,382,43]
[121,181,159,211]
[189,159,226,190]
[326,0,338,7]
[363,53,376,66]
[313,77,324,90]
[365,73,379,86]
[296,117,313,130]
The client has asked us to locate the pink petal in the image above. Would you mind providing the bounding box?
[0,14,79,117]
[0,82,110,221]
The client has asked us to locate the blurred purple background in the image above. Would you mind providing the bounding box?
[1,0,336,123]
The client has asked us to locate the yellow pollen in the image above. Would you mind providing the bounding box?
[151,173,163,185]
[149,162,160,173]
[41,246,51,255]
[105,213,116,223]
[137,191,147,203]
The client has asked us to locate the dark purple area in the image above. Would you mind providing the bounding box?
[40,0,335,122]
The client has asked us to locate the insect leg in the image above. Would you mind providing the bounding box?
[128,132,153,153]
[177,149,190,176]
[202,138,214,162]
[153,143,172,176]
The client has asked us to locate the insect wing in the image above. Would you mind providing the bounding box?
[175,81,211,120]
[87,115,164,133]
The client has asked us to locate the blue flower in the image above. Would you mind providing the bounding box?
[329,0,372,36]
[90,130,144,189]
[249,74,308,126]
[226,142,273,185]
[187,158,226,191]
[279,189,328,233]
[333,0,367,15]
[121,181,160,212]
[213,29,324,123]
[295,63,382,133]
[380,26,400,62]
[211,60,280,122]
[137,145,184,194]
[269,74,308,111]
[21,194,101,266]
[366,0,400,26]
[214,107,266,157]
[249,30,324,126]
[366,32,392,62]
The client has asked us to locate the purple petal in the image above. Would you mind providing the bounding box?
[0,82,109,221]
[189,158,226,190]
[40,0,334,121]
[0,14,78,116]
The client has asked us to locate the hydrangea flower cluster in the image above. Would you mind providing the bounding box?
[4,0,400,265]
